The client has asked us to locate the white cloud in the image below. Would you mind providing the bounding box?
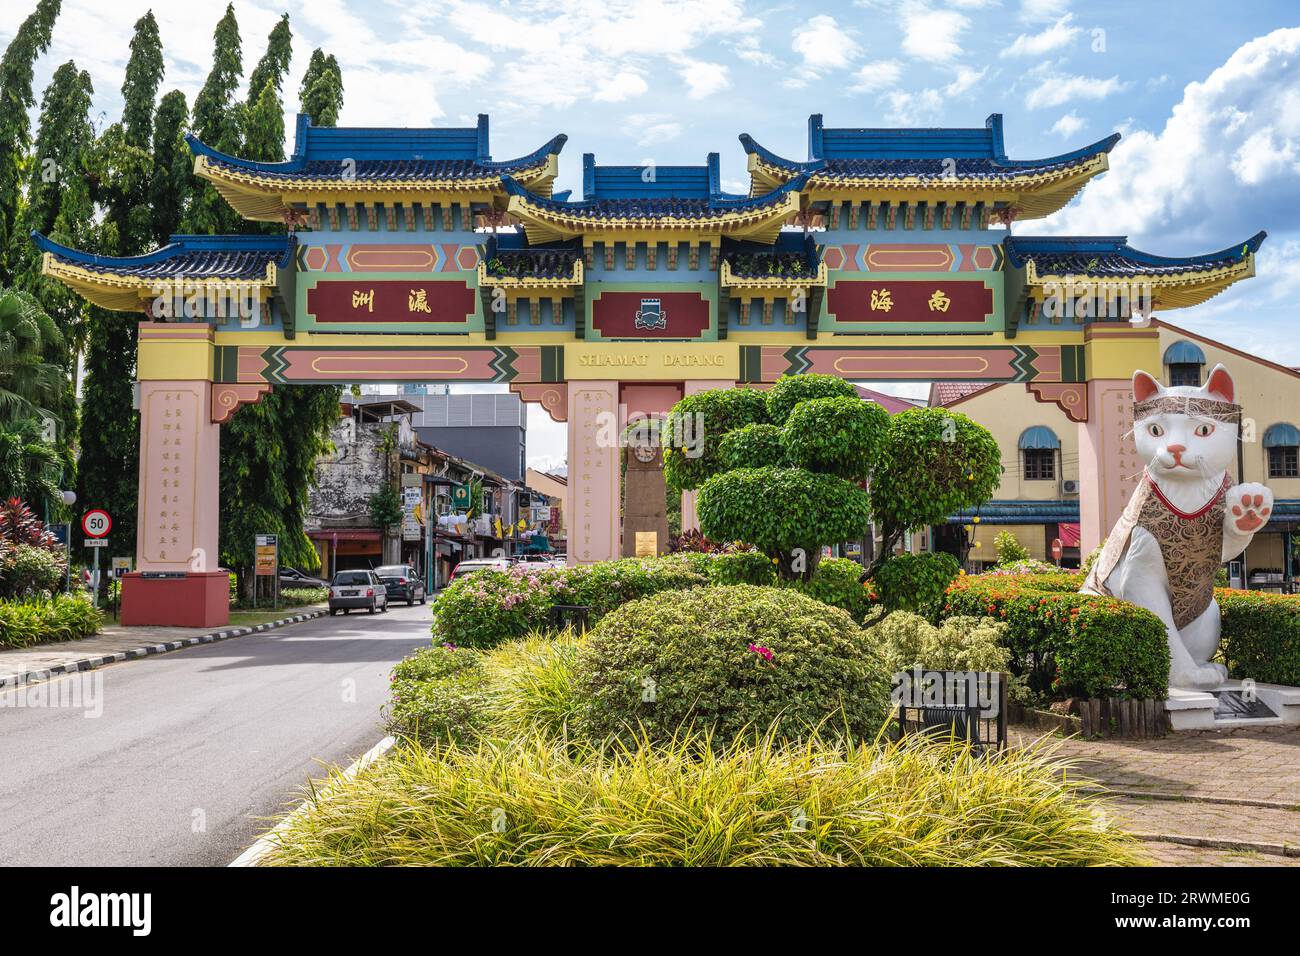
[627,114,684,146]
[1019,0,1072,23]
[1002,14,1081,57]
[1025,72,1126,109]
[851,59,903,93]
[945,65,987,96]
[1049,111,1086,138]
[900,1,970,62]
[678,60,730,99]
[791,15,859,72]
[885,88,944,125]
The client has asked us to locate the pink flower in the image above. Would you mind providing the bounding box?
[747,643,774,663]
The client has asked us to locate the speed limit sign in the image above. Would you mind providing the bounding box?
[82,509,112,538]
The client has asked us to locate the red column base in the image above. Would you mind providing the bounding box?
[120,572,230,628]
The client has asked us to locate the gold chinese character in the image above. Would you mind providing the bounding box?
[927,289,951,313]
[870,288,893,312]
[408,288,431,314]
[352,289,375,312]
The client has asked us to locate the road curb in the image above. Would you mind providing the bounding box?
[1132,831,1300,858]
[229,735,396,867]
[0,608,328,690]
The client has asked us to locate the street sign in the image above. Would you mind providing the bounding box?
[1051,537,1063,563]
[82,509,111,538]
[255,534,278,576]
[112,557,133,577]
[84,539,108,548]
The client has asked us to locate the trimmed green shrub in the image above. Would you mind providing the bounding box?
[280,586,328,607]
[791,556,873,621]
[697,467,871,578]
[871,551,960,612]
[662,387,769,492]
[262,732,1146,867]
[718,423,787,470]
[986,558,1059,576]
[869,611,1011,677]
[3,543,64,596]
[764,372,859,425]
[707,548,777,586]
[574,584,892,747]
[781,395,888,481]
[0,593,101,649]
[1218,589,1300,686]
[385,643,490,747]
[937,573,1169,699]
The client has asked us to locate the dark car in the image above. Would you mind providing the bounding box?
[375,565,426,605]
[328,570,388,615]
[280,566,327,590]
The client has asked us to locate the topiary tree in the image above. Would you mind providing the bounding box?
[677,374,1000,595]
[661,386,768,494]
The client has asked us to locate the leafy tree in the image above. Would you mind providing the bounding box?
[299,48,343,127]
[685,374,1001,588]
[0,418,62,518]
[242,14,291,164]
[148,90,190,244]
[661,387,768,494]
[994,529,1030,566]
[0,288,66,426]
[220,386,341,600]
[184,3,244,235]
[120,10,164,144]
[0,0,61,283]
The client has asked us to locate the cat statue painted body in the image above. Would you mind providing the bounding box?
[1081,364,1272,691]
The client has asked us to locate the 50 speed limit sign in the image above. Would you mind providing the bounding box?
[82,509,112,539]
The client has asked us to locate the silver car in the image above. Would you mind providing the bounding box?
[328,570,389,615]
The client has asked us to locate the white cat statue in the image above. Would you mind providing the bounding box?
[1081,364,1272,691]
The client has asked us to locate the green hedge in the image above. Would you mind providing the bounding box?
[1218,589,1300,686]
[936,572,1169,700]
[0,594,102,649]
[791,556,873,621]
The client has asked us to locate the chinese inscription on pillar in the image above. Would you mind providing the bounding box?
[143,387,200,566]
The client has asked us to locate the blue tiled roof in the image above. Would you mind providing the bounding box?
[482,237,581,280]
[948,500,1080,524]
[503,167,808,220]
[187,113,566,182]
[741,113,1119,181]
[31,232,294,279]
[721,234,821,279]
[1004,233,1267,277]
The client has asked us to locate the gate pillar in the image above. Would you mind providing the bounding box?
[120,324,229,627]
[566,380,620,565]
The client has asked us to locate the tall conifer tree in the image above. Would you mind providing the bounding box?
[299,49,343,128]
[185,3,243,235]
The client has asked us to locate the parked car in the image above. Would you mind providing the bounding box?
[449,557,511,581]
[328,570,388,615]
[280,566,327,590]
[375,565,426,605]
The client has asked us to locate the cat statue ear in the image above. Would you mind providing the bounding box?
[1132,369,1162,402]
[1205,363,1235,403]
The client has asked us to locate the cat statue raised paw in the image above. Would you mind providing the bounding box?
[1081,364,1272,691]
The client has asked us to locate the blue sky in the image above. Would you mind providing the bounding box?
[5,0,1300,468]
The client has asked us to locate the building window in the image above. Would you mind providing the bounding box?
[1023,448,1056,481]
[1269,446,1299,479]
[1168,363,1202,387]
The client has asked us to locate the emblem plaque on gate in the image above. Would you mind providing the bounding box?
[634,297,667,330]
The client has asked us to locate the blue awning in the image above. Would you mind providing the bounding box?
[1264,423,1300,448]
[1163,340,1206,365]
[1018,426,1061,450]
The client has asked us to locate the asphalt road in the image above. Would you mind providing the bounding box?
[0,601,434,866]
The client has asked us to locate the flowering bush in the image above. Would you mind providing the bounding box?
[985,558,1060,576]
[431,557,709,648]
[937,573,1168,700]
[573,584,891,747]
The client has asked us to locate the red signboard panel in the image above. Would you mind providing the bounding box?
[591,291,711,338]
[307,279,476,323]
[827,279,993,323]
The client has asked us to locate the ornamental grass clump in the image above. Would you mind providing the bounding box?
[258,731,1146,867]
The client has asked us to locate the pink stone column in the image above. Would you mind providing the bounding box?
[1078,379,1140,555]
[567,381,620,565]
[678,379,734,533]
[120,380,228,628]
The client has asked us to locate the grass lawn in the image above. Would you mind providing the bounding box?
[226,604,326,629]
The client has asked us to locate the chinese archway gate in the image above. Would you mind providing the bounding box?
[36,112,1264,626]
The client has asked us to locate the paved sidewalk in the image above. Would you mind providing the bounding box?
[0,606,326,688]
[1012,723,1300,865]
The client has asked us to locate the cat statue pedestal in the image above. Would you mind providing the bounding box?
[1081,364,1300,730]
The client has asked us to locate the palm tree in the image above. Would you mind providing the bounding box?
[0,286,66,427]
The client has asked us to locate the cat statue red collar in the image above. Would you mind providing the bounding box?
[1081,364,1272,691]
